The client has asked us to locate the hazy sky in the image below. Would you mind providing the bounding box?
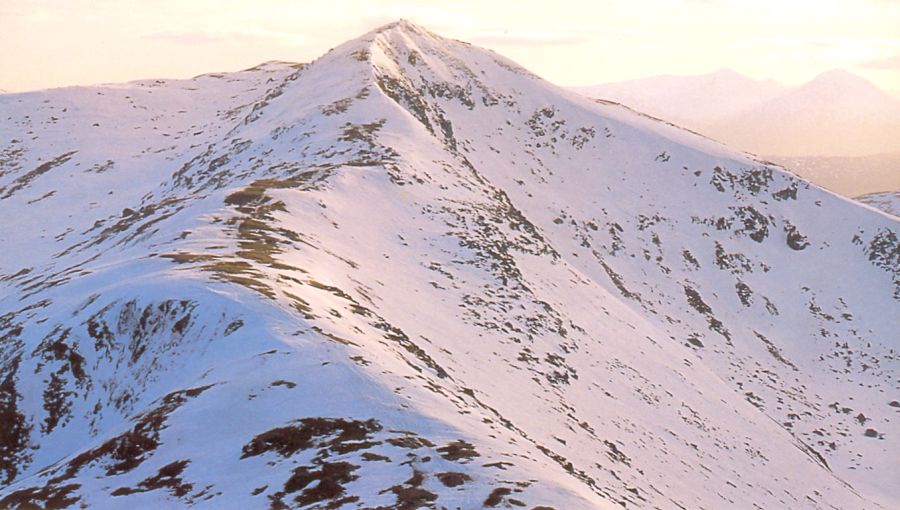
[2,0,900,96]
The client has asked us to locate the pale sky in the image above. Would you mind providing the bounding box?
[2,0,900,97]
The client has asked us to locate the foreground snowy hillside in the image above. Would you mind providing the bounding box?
[1,21,897,509]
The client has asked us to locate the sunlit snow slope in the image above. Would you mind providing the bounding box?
[1,21,898,510]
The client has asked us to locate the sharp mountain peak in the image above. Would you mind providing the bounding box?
[0,21,897,510]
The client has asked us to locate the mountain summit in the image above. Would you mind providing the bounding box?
[1,21,898,509]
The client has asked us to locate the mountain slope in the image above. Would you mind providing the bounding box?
[0,21,898,510]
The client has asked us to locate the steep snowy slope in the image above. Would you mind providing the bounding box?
[1,21,898,509]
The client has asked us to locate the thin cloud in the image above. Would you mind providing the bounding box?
[470,31,593,47]
[143,29,305,46]
[469,28,643,48]
[732,36,900,68]
[734,36,849,51]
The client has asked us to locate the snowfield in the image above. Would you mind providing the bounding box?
[0,21,897,509]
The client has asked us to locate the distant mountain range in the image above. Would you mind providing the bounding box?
[777,153,900,198]
[574,69,788,131]
[1,21,898,509]
[574,69,900,195]
[857,191,900,217]
[573,68,900,158]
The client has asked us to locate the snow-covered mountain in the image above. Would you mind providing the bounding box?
[776,153,900,198]
[857,191,900,218]
[574,69,900,160]
[1,21,897,509]
[572,69,788,130]
[711,70,900,158]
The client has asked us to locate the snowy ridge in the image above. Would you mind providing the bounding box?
[0,20,898,509]
[856,191,900,218]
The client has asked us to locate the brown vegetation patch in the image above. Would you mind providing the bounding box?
[160,252,218,264]
[322,98,353,116]
[35,326,85,381]
[111,460,193,498]
[223,319,244,336]
[273,461,360,509]
[361,452,391,462]
[42,372,74,434]
[57,385,212,481]
[753,331,798,371]
[1,386,211,508]
[484,487,513,507]
[386,435,435,449]
[241,418,382,459]
[385,470,438,510]
[270,380,296,389]
[683,285,731,344]
[0,483,81,509]
[436,471,471,487]
[437,440,479,462]
[0,151,77,199]
[0,356,31,485]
